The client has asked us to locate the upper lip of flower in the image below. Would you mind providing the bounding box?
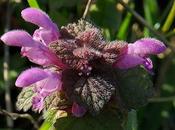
[1,7,66,68]
[114,38,166,72]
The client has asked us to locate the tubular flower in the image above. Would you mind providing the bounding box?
[0,8,166,117]
[114,38,166,72]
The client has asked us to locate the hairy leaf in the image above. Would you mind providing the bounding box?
[61,19,96,37]
[16,86,35,112]
[73,75,116,115]
[44,91,70,110]
[54,109,124,130]
[116,67,154,109]
[62,65,118,115]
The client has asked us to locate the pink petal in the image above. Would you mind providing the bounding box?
[72,102,87,117]
[21,8,56,29]
[21,45,66,68]
[35,72,62,96]
[129,38,166,56]
[21,46,54,66]
[32,95,44,112]
[33,28,60,46]
[1,30,35,47]
[143,58,153,73]
[114,54,145,69]
[15,68,49,87]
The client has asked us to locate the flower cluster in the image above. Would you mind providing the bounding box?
[1,8,166,117]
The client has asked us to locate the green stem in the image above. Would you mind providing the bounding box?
[125,110,137,130]
[82,0,92,19]
[162,1,175,32]
[165,29,175,38]
[39,120,55,130]
[149,96,175,103]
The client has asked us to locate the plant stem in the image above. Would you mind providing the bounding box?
[82,0,92,19]
[165,29,175,38]
[3,0,13,128]
[125,110,137,130]
[0,107,39,129]
[149,96,175,103]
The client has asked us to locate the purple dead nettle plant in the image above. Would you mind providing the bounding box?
[1,8,166,117]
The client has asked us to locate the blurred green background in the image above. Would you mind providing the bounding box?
[0,0,175,130]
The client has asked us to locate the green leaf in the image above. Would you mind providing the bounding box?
[48,0,83,26]
[90,0,122,39]
[16,86,35,112]
[143,0,159,36]
[27,0,40,9]
[54,110,125,130]
[116,67,154,109]
[143,0,153,36]
[117,3,134,40]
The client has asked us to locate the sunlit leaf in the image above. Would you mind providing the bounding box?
[27,0,40,9]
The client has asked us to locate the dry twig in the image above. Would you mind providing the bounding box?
[0,107,39,129]
[82,0,93,19]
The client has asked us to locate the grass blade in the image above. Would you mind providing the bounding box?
[117,3,134,40]
[162,1,175,32]
[27,0,40,9]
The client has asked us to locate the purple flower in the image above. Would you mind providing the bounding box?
[114,38,166,71]
[71,102,87,117]
[0,7,166,117]
[21,8,60,45]
[15,67,62,111]
[32,95,44,112]
[1,8,65,112]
